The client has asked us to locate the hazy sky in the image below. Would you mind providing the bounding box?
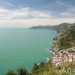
[0,0,75,28]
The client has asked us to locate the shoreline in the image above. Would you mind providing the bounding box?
[48,33,61,62]
[46,48,55,62]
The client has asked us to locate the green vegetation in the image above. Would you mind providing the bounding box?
[32,63,39,74]
[6,71,17,75]
[68,50,75,53]
[6,62,75,75]
[52,26,75,50]
[6,68,29,75]
[17,68,28,75]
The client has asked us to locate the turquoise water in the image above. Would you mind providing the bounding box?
[0,28,59,75]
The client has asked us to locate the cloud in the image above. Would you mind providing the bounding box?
[56,0,72,8]
[0,7,29,19]
[60,7,75,17]
[31,11,52,18]
[0,7,52,20]
[2,1,14,7]
[56,0,75,17]
[0,8,9,12]
[0,5,75,28]
[60,12,74,17]
[56,0,64,6]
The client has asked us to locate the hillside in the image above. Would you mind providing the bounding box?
[52,23,75,32]
[30,23,75,32]
[52,26,75,51]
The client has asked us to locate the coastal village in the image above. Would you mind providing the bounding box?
[51,47,75,66]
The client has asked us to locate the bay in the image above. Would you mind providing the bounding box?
[0,28,59,75]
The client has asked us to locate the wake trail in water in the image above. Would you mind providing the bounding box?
[0,57,47,61]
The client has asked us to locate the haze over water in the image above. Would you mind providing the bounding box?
[0,28,60,75]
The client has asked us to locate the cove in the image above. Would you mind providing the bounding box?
[0,28,60,75]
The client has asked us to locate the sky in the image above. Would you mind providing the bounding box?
[0,0,75,28]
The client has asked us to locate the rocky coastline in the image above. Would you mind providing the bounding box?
[49,36,60,54]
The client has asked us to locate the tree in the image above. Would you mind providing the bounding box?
[17,68,28,75]
[57,66,62,70]
[6,71,17,75]
[32,63,39,74]
[61,72,68,75]
[40,62,45,69]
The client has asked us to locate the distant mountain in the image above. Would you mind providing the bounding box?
[52,23,75,32]
[30,25,55,30]
[30,23,75,32]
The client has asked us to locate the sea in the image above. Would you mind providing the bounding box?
[0,28,60,75]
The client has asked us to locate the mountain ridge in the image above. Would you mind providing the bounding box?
[30,23,75,32]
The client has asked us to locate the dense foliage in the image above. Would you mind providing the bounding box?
[57,26,75,50]
[6,71,17,75]
[6,62,75,75]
